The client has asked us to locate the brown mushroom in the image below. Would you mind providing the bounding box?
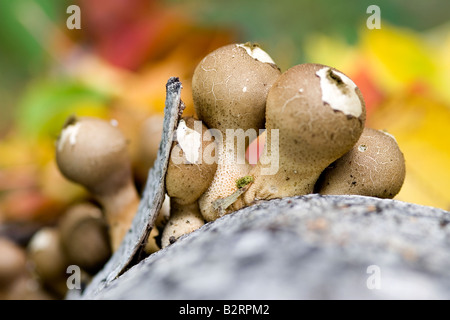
[55,116,139,251]
[317,127,406,198]
[27,227,69,297]
[192,43,281,221]
[0,237,56,300]
[58,202,111,273]
[0,237,27,290]
[161,117,217,247]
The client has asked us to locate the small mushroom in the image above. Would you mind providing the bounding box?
[27,227,69,297]
[192,43,281,221]
[317,127,406,198]
[0,237,27,290]
[233,63,366,208]
[0,237,56,300]
[161,117,217,248]
[55,116,139,251]
[58,202,111,274]
[3,273,55,300]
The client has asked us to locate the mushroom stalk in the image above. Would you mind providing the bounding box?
[242,127,334,202]
[97,180,140,251]
[161,199,204,248]
[198,135,252,221]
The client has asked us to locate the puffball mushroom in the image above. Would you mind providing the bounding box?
[161,117,217,248]
[0,237,53,300]
[317,127,406,198]
[0,237,27,289]
[234,63,366,207]
[27,227,69,296]
[55,116,140,251]
[192,43,281,221]
[59,202,111,273]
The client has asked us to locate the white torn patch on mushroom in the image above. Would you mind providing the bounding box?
[243,86,247,92]
[110,119,119,127]
[28,229,54,252]
[236,43,275,64]
[58,122,81,151]
[316,67,362,118]
[176,119,202,164]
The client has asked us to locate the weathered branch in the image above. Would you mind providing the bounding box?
[79,194,450,299]
[69,77,184,299]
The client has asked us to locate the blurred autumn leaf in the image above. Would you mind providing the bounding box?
[16,81,109,139]
[0,0,449,226]
[1,0,448,301]
[0,0,234,223]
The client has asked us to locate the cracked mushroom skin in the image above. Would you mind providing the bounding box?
[235,63,366,207]
[55,116,139,251]
[192,43,281,221]
[317,128,406,198]
[161,117,217,248]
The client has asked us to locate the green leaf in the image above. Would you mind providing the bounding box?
[17,80,110,139]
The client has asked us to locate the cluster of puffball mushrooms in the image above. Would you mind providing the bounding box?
[0,202,112,299]
[50,43,405,279]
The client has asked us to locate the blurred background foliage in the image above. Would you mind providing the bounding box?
[0,0,449,226]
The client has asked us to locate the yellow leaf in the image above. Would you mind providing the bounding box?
[369,91,450,211]
[361,24,439,94]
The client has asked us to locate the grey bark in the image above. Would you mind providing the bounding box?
[79,194,450,300]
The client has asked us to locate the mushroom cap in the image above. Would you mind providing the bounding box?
[265,63,366,170]
[27,228,68,282]
[165,117,217,205]
[317,128,406,198]
[192,43,281,132]
[56,116,132,196]
[0,237,27,288]
[59,203,111,273]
